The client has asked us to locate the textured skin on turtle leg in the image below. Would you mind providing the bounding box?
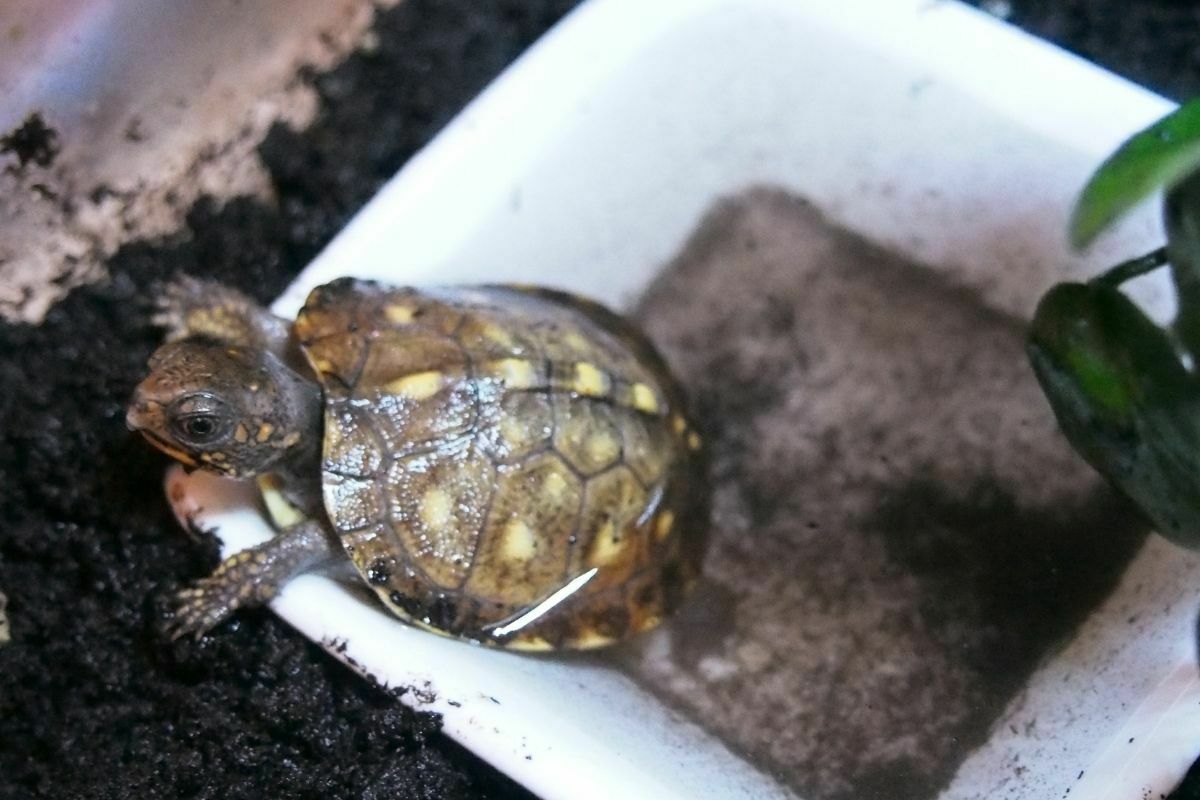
[153,275,290,353]
[170,520,340,639]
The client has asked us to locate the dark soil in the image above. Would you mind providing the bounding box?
[0,2,577,799]
[0,113,59,169]
[1,1,1197,799]
[1176,757,1200,800]
[967,0,1200,102]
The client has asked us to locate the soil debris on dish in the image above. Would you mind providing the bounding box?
[0,112,59,169]
[623,188,1148,800]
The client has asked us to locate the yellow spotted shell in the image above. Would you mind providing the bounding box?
[291,279,706,650]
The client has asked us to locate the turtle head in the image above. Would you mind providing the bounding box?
[126,339,320,478]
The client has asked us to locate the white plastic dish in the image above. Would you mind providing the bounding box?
[167,1,1200,798]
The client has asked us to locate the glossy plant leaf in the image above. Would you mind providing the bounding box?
[1028,280,1200,549]
[1070,99,1200,250]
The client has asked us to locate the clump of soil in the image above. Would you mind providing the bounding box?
[625,190,1147,800]
[0,2,578,798]
[1,112,60,168]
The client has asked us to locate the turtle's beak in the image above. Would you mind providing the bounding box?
[125,384,162,433]
[126,388,201,468]
[125,396,151,432]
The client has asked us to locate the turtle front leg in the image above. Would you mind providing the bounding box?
[170,520,340,639]
[152,274,290,353]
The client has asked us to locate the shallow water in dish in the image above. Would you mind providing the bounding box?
[607,189,1148,800]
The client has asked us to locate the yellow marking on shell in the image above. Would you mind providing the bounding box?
[205,451,227,462]
[543,469,569,499]
[630,383,660,414]
[638,614,663,632]
[563,331,592,351]
[490,358,538,389]
[257,474,307,528]
[256,423,274,443]
[571,629,618,650]
[507,636,556,652]
[482,323,514,347]
[311,356,337,375]
[500,416,531,448]
[501,519,538,561]
[587,520,625,567]
[234,424,249,444]
[687,431,703,451]
[384,303,417,324]
[586,431,620,465]
[572,362,610,397]
[385,370,444,401]
[655,510,675,541]
[420,488,454,530]
[672,415,687,435]
[281,432,302,448]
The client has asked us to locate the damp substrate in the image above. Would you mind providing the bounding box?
[0,3,577,799]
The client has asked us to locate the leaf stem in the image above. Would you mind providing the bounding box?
[1092,247,1169,288]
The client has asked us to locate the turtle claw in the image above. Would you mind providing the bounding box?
[167,577,242,640]
[150,275,215,342]
[164,542,292,640]
[148,275,287,349]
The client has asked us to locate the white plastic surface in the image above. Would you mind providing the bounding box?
[168,1,1200,798]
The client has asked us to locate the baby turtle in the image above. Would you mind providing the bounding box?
[128,277,707,650]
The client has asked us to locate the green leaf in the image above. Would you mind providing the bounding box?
[1070,99,1200,250]
[1028,280,1200,548]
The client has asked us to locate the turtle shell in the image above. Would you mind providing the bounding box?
[292,278,707,650]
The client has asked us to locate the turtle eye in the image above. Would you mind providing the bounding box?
[180,414,220,441]
[169,393,228,443]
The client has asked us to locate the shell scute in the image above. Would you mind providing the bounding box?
[384,444,495,589]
